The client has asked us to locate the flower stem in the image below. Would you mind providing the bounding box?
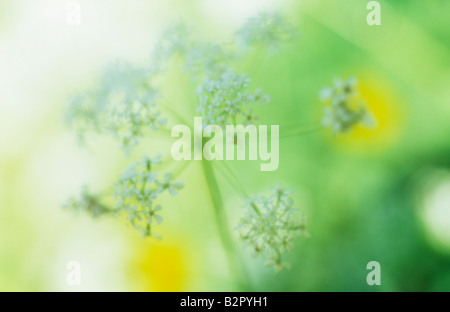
[217,162,249,198]
[281,124,323,139]
[201,159,250,291]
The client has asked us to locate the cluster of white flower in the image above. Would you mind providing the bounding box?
[64,155,183,238]
[184,42,231,79]
[65,11,378,275]
[67,12,295,149]
[67,61,167,149]
[238,187,307,272]
[196,71,270,129]
[64,186,111,218]
[152,23,192,70]
[113,155,184,238]
[320,77,375,134]
[236,11,295,51]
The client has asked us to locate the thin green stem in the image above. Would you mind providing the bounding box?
[159,101,190,126]
[250,202,262,216]
[139,126,173,141]
[217,161,249,198]
[201,158,250,291]
[287,49,297,110]
[245,47,266,76]
[217,162,264,217]
[281,124,323,139]
[217,165,245,197]
[252,49,266,77]
[170,159,192,180]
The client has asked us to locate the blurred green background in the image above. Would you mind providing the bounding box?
[1,0,450,291]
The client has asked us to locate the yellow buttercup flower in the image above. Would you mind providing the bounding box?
[329,73,405,152]
[127,237,191,292]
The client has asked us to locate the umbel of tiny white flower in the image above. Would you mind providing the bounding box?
[236,11,295,51]
[184,42,231,80]
[114,155,184,238]
[197,71,270,129]
[156,173,184,196]
[152,23,192,70]
[320,77,375,134]
[67,61,167,150]
[152,24,232,81]
[237,186,308,272]
[64,185,111,218]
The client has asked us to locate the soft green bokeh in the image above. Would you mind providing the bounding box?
[1,0,449,292]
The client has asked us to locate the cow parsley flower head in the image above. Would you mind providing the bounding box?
[238,186,308,272]
[236,11,295,51]
[197,71,270,129]
[152,23,192,69]
[67,61,167,150]
[64,186,111,218]
[114,155,184,238]
[184,42,231,80]
[156,173,184,196]
[321,77,375,134]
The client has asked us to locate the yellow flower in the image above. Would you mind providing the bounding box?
[126,237,191,292]
[330,73,405,153]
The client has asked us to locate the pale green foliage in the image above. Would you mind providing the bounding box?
[238,187,308,272]
[321,77,375,134]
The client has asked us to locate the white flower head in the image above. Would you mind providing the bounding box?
[114,155,184,238]
[67,61,166,150]
[320,77,376,134]
[197,71,269,129]
[238,186,308,272]
[236,11,296,52]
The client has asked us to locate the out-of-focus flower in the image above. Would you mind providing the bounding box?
[321,77,375,134]
[155,173,185,196]
[184,42,231,79]
[197,71,270,129]
[152,23,192,68]
[67,61,166,150]
[237,186,308,272]
[236,11,295,51]
[64,185,111,218]
[114,155,184,238]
